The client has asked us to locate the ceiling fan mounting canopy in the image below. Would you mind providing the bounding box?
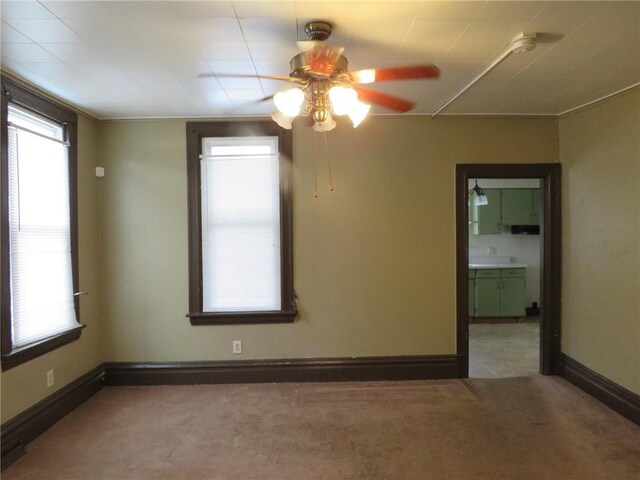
[304,21,333,41]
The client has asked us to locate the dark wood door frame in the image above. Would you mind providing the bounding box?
[456,163,562,377]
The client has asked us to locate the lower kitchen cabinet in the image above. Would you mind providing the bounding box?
[470,268,526,318]
[468,270,476,315]
[500,277,526,316]
[475,277,501,316]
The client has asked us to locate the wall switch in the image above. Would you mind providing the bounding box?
[232,340,242,355]
[488,247,497,255]
[46,369,54,388]
[95,166,105,179]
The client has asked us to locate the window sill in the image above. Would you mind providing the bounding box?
[1,324,86,371]
[187,310,297,326]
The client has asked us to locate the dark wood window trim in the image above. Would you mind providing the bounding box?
[1,77,83,371]
[186,121,296,325]
[455,163,561,377]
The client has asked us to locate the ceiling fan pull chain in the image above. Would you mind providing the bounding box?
[313,132,319,198]
[323,131,335,192]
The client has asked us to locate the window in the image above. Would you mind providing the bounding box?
[186,121,295,325]
[1,78,83,370]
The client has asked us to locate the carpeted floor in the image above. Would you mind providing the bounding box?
[4,376,639,480]
[469,319,540,378]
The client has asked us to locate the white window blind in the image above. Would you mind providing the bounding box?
[200,136,281,312]
[7,105,79,348]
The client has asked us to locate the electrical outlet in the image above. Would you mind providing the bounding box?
[232,340,242,355]
[488,247,497,255]
[46,369,54,388]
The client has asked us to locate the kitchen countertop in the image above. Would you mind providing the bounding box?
[469,263,527,269]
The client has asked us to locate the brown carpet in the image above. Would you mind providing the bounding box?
[4,376,639,480]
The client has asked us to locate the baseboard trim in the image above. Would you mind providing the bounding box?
[104,354,462,386]
[560,354,640,425]
[0,364,105,470]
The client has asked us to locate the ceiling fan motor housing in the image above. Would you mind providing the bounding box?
[290,52,349,78]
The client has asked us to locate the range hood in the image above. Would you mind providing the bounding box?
[511,225,540,235]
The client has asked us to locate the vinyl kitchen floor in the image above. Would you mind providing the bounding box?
[469,319,540,378]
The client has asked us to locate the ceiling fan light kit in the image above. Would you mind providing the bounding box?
[201,21,441,132]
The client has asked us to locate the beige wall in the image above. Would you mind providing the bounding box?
[1,114,105,422]
[99,116,557,362]
[560,89,640,394]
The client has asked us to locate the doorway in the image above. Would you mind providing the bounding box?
[455,164,561,378]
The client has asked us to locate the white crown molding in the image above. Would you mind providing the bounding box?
[558,82,640,118]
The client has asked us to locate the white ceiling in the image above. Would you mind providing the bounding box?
[1,1,638,119]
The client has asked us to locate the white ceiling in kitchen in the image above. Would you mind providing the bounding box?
[1,1,638,118]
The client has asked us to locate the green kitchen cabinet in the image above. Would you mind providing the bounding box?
[532,189,541,224]
[468,269,476,316]
[470,189,502,234]
[501,189,540,226]
[501,277,526,316]
[470,268,526,317]
[475,277,502,316]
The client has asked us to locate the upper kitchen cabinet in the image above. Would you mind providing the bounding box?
[501,189,540,226]
[470,189,501,234]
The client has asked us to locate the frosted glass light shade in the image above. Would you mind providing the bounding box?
[474,193,489,206]
[348,99,371,128]
[328,86,358,116]
[274,88,304,117]
[271,111,294,129]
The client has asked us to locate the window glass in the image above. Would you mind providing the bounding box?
[7,104,78,347]
[200,137,281,312]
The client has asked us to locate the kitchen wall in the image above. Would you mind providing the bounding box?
[468,179,542,307]
[98,115,558,362]
[1,114,104,423]
[560,88,640,394]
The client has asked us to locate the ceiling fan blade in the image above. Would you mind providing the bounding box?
[224,95,276,115]
[350,64,440,84]
[246,94,276,105]
[354,86,415,113]
[198,73,304,84]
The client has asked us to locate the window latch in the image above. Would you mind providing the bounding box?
[74,291,89,297]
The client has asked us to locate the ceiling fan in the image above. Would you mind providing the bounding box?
[199,21,441,132]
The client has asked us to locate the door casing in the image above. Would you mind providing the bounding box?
[456,163,562,377]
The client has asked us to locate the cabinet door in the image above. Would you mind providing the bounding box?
[472,189,502,234]
[501,189,534,225]
[469,278,475,316]
[475,278,501,316]
[531,188,541,224]
[501,277,526,316]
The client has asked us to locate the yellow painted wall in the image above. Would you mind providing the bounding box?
[560,89,640,394]
[98,116,558,362]
[1,114,105,422]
